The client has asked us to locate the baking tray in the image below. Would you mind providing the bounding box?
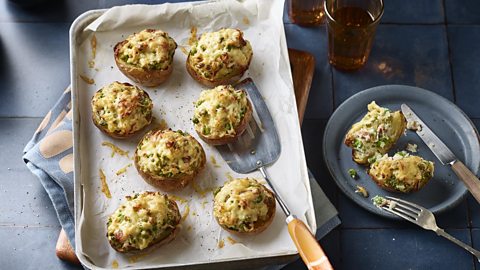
[70,1,316,269]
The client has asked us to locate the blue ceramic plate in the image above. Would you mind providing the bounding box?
[323,85,480,219]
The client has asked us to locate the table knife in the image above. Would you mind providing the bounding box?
[401,104,480,203]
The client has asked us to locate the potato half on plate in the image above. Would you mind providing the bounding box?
[186,28,253,87]
[91,81,153,139]
[213,178,276,235]
[134,129,206,191]
[114,29,177,87]
[344,101,406,164]
[107,192,181,253]
[192,85,253,145]
[368,152,434,193]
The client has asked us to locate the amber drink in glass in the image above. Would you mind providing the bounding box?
[288,0,325,26]
[325,0,384,70]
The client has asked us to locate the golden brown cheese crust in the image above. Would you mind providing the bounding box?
[114,29,177,87]
[213,178,276,235]
[193,85,252,145]
[91,81,153,138]
[107,192,181,253]
[344,101,406,164]
[187,28,253,87]
[134,129,206,191]
[369,152,435,193]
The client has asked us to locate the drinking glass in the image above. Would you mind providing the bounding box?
[288,0,325,26]
[324,0,384,70]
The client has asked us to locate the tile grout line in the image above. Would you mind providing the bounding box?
[442,0,457,104]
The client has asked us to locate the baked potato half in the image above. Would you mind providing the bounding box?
[107,192,181,253]
[192,85,253,145]
[114,29,177,87]
[368,152,434,193]
[134,129,206,191]
[186,28,253,87]
[213,178,276,235]
[91,81,153,139]
[344,101,407,164]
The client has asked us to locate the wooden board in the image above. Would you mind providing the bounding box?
[55,48,316,265]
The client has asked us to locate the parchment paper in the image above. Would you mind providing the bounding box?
[73,0,315,268]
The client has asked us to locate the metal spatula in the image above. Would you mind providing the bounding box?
[216,78,333,270]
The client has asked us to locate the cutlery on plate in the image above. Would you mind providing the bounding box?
[217,78,333,270]
[379,196,480,261]
[401,104,480,203]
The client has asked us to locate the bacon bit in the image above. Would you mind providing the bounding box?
[168,194,188,204]
[210,155,221,168]
[91,34,97,59]
[226,172,234,181]
[242,16,250,25]
[218,239,225,249]
[182,156,191,163]
[226,236,237,244]
[116,164,132,175]
[128,253,148,264]
[102,141,129,158]
[99,169,112,199]
[112,260,119,269]
[79,74,95,85]
[181,204,190,221]
[166,140,176,148]
[188,26,197,46]
[355,185,369,198]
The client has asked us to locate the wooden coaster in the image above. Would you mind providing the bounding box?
[55,48,316,265]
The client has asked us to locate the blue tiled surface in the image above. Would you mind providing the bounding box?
[445,0,480,24]
[0,22,70,117]
[285,24,333,119]
[333,25,453,106]
[448,26,480,118]
[341,229,474,270]
[382,0,444,24]
[1,0,480,269]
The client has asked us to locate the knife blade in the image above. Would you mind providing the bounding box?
[401,104,480,204]
[400,104,456,165]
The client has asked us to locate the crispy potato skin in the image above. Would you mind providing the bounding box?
[134,130,206,191]
[114,40,174,87]
[108,196,181,253]
[214,188,276,235]
[186,54,249,88]
[91,82,153,139]
[344,111,406,165]
[196,99,253,146]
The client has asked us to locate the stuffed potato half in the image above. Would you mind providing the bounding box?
[344,101,406,164]
[107,192,181,253]
[192,85,253,145]
[369,152,435,193]
[213,178,276,235]
[134,129,206,191]
[91,81,153,139]
[114,29,177,87]
[186,28,253,87]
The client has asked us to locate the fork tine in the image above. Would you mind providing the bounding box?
[390,200,421,215]
[382,207,417,222]
[390,205,419,220]
[386,196,423,211]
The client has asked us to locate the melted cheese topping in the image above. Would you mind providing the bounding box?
[213,178,273,232]
[136,130,205,177]
[188,28,252,81]
[92,82,152,135]
[107,192,179,251]
[345,101,405,163]
[193,85,248,138]
[369,152,434,192]
[118,29,177,70]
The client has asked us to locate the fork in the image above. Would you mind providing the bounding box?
[381,196,480,261]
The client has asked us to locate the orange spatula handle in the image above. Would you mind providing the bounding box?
[287,217,334,270]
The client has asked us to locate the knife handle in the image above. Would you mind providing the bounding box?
[451,160,480,204]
